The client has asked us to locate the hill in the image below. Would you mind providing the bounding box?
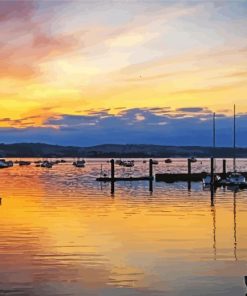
[0,143,246,158]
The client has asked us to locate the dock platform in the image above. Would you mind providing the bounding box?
[156,172,247,183]
[156,173,207,182]
[96,176,153,182]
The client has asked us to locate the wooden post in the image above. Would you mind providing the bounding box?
[149,159,153,192]
[223,159,226,179]
[188,158,191,190]
[110,159,115,180]
[210,157,214,186]
[110,159,115,195]
[188,159,191,176]
[149,159,153,179]
[210,157,215,199]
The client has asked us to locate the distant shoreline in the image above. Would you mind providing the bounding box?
[0,143,246,158]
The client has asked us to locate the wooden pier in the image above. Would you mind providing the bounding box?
[156,158,247,183]
[96,176,153,182]
[96,159,154,193]
[156,172,207,182]
[97,158,247,194]
[96,159,154,182]
[156,172,247,182]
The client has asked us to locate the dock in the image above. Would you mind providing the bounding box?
[156,172,207,182]
[96,157,247,194]
[96,159,154,193]
[156,172,247,183]
[96,176,153,182]
[156,158,227,183]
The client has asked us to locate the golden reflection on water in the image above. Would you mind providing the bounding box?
[0,159,247,295]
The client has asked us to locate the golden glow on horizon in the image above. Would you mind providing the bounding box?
[0,1,247,128]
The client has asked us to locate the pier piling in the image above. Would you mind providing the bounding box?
[149,159,153,192]
[223,159,226,179]
[187,159,192,190]
[149,159,153,179]
[110,159,115,180]
[210,157,215,199]
[210,157,214,186]
[110,159,115,194]
[188,159,191,176]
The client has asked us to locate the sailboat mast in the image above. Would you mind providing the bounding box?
[213,112,216,172]
[213,112,216,151]
[233,104,236,172]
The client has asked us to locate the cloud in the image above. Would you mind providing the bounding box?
[176,107,205,113]
[1,107,246,147]
[0,1,80,81]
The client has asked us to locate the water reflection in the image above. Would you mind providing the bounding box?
[0,159,246,295]
[233,191,237,261]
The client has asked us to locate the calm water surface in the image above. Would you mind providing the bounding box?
[0,158,247,296]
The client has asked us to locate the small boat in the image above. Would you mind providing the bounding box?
[190,157,197,163]
[225,106,247,187]
[165,158,172,164]
[5,160,13,167]
[226,172,246,186]
[19,161,31,166]
[116,160,134,167]
[0,160,9,168]
[122,160,134,167]
[40,161,53,168]
[202,174,221,186]
[73,159,85,167]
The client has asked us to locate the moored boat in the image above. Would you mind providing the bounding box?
[116,160,134,167]
[122,160,134,167]
[226,172,246,186]
[225,105,247,187]
[165,158,172,164]
[73,159,85,167]
[40,161,53,168]
[202,174,221,187]
[19,161,31,166]
[0,160,9,168]
[190,157,197,163]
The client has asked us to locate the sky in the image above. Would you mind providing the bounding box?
[0,0,247,147]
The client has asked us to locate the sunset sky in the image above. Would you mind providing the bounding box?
[1,0,247,146]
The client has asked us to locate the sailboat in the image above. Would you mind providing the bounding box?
[202,112,221,187]
[73,158,85,167]
[226,105,246,186]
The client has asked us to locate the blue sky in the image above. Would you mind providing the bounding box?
[0,0,247,146]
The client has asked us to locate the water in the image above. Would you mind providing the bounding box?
[0,158,246,295]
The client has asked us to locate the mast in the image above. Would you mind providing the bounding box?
[213,112,216,151]
[212,112,216,177]
[233,104,236,172]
